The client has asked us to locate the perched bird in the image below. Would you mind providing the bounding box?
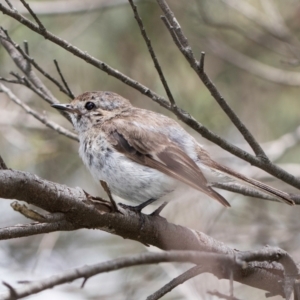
[52,91,294,211]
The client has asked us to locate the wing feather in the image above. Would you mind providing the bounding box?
[104,119,230,207]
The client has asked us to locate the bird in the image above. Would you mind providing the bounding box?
[52,91,294,212]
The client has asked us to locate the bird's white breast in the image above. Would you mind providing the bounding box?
[79,133,177,204]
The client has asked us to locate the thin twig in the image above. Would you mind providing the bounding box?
[19,0,45,32]
[157,0,270,162]
[146,265,204,300]
[11,201,48,222]
[0,27,57,104]
[0,7,170,106]
[0,251,239,300]
[53,59,74,99]
[0,76,21,84]
[0,221,74,240]
[128,0,176,108]
[1,4,300,190]
[10,201,66,223]
[0,154,8,169]
[0,83,78,141]
[4,0,14,10]
[0,28,73,99]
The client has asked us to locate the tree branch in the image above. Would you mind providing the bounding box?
[146,265,205,300]
[1,2,300,191]
[0,251,239,300]
[0,83,78,141]
[0,221,74,240]
[0,168,297,297]
[157,0,269,161]
[0,27,56,104]
[128,0,176,107]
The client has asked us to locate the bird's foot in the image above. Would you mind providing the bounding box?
[118,198,157,214]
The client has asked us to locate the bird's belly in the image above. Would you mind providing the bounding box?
[79,139,176,204]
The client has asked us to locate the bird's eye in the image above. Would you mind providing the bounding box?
[85,102,95,110]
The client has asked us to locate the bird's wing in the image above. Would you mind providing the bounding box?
[103,117,230,207]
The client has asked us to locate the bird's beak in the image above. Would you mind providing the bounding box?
[51,103,80,114]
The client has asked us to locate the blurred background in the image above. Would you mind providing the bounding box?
[1,0,300,299]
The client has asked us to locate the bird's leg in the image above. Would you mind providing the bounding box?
[100,180,120,213]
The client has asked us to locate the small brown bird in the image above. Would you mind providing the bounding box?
[52,91,294,211]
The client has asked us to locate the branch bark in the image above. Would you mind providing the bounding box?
[0,168,295,297]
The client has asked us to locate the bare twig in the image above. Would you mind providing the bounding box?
[11,201,48,222]
[0,28,73,100]
[146,265,205,300]
[0,221,74,240]
[0,27,56,104]
[4,0,14,10]
[0,246,296,300]
[0,83,78,141]
[1,3,300,191]
[0,251,239,300]
[0,154,8,169]
[19,0,45,32]
[128,0,176,107]
[10,201,66,223]
[53,59,74,99]
[0,6,170,108]
[0,76,22,84]
[157,0,269,162]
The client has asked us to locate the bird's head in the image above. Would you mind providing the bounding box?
[52,91,132,133]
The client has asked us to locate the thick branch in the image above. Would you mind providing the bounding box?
[0,169,294,296]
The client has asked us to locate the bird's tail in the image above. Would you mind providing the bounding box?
[208,162,294,205]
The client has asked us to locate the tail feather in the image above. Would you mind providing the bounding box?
[212,162,294,206]
[206,187,231,207]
